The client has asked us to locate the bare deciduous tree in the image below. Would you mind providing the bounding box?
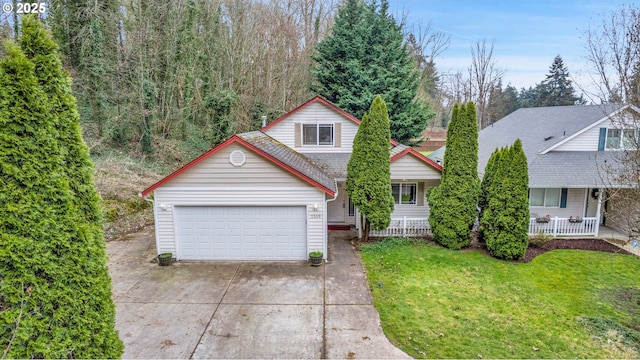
[468,39,504,129]
[586,4,640,239]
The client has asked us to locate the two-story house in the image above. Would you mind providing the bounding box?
[141,96,442,261]
[430,103,640,237]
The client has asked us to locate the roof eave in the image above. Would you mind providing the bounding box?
[540,104,633,155]
[141,135,336,197]
[390,147,443,172]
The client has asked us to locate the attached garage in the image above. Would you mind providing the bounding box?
[141,132,336,261]
[175,206,307,260]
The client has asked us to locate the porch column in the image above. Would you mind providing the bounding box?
[595,189,603,236]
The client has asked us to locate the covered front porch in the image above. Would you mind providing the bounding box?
[528,187,608,237]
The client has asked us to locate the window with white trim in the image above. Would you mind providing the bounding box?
[303,124,334,145]
[606,128,639,150]
[348,197,355,217]
[529,188,560,207]
[392,183,417,205]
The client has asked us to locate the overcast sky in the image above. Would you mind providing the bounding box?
[387,0,630,100]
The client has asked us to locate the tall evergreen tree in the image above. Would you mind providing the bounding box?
[427,102,479,249]
[0,18,123,358]
[480,140,529,260]
[536,55,584,106]
[346,95,394,242]
[311,0,433,144]
[486,81,520,122]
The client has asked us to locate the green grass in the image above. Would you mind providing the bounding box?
[360,238,640,358]
[420,151,433,156]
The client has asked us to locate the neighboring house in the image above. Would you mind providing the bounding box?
[430,103,640,237]
[141,96,442,261]
[415,128,447,153]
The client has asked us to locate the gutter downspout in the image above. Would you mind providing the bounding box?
[324,180,339,262]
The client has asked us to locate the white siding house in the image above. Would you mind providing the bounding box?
[453,103,640,237]
[142,96,443,260]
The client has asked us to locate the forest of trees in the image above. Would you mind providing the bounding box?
[0,0,609,164]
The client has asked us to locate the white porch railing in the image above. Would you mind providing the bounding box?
[528,217,598,237]
[370,217,431,237]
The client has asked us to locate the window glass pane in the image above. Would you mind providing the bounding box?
[391,184,400,204]
[401,183,417,204]
[529,188,544,206]
[545,188,561,207]
[318,124,333,145]
[303,124,317,145]
[623,129,637,149]
[348,197,355,217]
[606,129,621,149]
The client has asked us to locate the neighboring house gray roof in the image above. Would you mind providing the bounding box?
[528,151,619,188]
[429,104,632,188]
[237,131,337,192]
[477,104,624,176]
[304,153,351,178]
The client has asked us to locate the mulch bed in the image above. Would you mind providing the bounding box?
[359,233,634,263]
[466,234,633,262]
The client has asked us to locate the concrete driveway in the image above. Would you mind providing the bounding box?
[107,228,410,359]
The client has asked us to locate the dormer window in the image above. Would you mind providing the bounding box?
[303,124,334,145]
[606,128,639,150]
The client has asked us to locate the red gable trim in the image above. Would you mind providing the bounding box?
[390,147,443,172]
[262,95,400,146]
[141,135,336,197]
[262,96,362,131]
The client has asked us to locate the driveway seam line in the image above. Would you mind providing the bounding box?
[321,253,327,359]
[188,263,241,359]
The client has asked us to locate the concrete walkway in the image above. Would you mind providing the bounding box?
[107,229,410,359]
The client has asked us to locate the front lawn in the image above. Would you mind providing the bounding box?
[360,238,640,358]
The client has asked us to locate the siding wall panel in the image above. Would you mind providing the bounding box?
[553,118,617,152]
[164,143,308,188]
[391,155,441,179]
[264,102,359,153]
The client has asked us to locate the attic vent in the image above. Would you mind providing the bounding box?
[544,136,554,141]
[229,150,246,167]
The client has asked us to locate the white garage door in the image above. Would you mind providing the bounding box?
[175,206,307,260]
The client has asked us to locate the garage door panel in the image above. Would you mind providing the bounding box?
[176,206,307,260]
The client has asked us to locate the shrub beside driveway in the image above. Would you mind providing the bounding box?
[361,238,640,359]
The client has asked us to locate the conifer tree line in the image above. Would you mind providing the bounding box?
[0,0,453,160]
[0,0,596,161]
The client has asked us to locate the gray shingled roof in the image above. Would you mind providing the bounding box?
[390,144,408,157]
[305,144,410,179]
[429,104,631,187]
[528,151,619,188]
[477,104,624,175]
[303,153,351,178]
[237,131,337,192]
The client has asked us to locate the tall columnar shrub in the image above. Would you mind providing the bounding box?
[347,95,395,242]
[478,147,502,237]
[427,102,480,249]
[480,139,530,259]
[0,18,123,358]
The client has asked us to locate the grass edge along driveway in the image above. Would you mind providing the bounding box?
[360,238,640,359]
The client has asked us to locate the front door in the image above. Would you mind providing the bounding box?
[327,183,346,223]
